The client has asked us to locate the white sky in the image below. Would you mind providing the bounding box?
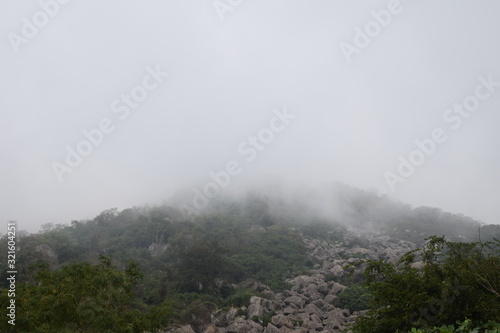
[1,0,499,232]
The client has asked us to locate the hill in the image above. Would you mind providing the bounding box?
[1,183,499,332]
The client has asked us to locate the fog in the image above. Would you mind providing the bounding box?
[1,1,499,232]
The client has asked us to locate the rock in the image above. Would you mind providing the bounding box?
[330,282,347,295]
[290,329,307,333]
[312,299,334,312]
[301,318,320,331]
[250,321,264,332]
[247,296,264,317]
[173,325,196,333]
[324,317,343,331]
[324,308,349,322]
[271,314,294,329]
[148,242,169,257]
[295,313,309,322]
[35,244,58,269]
[324,294,340,307]
[283,296,304,308]
[36,244,58,259]
[322,261,335,270]
[227,308,241,322]
[330,264,344,276]
[202,325,217,333]
[303,284,319,299]
[226,317,260,333]
[263,323,280,333]
[303,303,322,318]
[317,282,329,295]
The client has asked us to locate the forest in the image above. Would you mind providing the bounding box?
[1,185,499,332]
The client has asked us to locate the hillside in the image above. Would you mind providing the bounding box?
[1,184,499,332]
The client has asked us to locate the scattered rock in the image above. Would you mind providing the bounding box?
[163,229,414,332]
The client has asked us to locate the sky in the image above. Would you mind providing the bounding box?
[1,0,499,232]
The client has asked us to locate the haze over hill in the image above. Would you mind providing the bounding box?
[2,186,499,331]
[1,1,500,232]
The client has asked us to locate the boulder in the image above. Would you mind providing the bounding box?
[317,282,329,295]
[330,282,347,295]
[173,325,196,333]
[202,325,217,333]
[303,303,322,318]
[247,296,264,317]
[271,314,294,329]
[283,296,304,308]
[263,323,280,333]
[330,264,344,276]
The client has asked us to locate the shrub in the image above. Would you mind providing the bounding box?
[338,285,371,312]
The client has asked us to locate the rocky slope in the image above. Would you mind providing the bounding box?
[166,227,416,333]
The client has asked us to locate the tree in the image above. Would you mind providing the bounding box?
[352,236,500,333]
[176,241,232,295]
[0,256,172,333]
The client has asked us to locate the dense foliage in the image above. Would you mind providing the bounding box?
[0,195,308,331]
[409,319,500,333]
[0,256,172,333]
[338,285,371,312]
[352,236,500,333]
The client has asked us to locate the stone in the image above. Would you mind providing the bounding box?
[304,303,322,318]
[330,282,347,295]
[317,282,329,295]
[324,294,340,306]
[283,296,304,308]
[247,297,264,317]
[202,325,217,333]
[271,314,294,329]
[173,325,196,333]
[264,323,280,333]
[330,264,344,276]
[301,318,320,331]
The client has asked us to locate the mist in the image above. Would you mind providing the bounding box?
[1,0,500,232]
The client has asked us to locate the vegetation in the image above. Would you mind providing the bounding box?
[0,186,499,331]
[0,195,308,331]
[0,256,172,333]
[338,285,371,312]
[409,319,500,333]
[352,236,500,333]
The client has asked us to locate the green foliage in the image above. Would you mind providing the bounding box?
[224,288,255,307]
[409,319,500,333]
[226,224,306,291]
[0,256,172,333]
[176,240,232,294]
[352,237,500,333]
[338,285,371,312]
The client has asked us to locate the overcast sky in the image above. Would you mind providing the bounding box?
[1,0,499,232]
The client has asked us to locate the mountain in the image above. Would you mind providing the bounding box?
[1,183,499,332]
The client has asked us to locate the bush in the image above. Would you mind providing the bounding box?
[352,237,500,333]
[338,285,371,312]
[409,319,500,332]
[224,288,255,307]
